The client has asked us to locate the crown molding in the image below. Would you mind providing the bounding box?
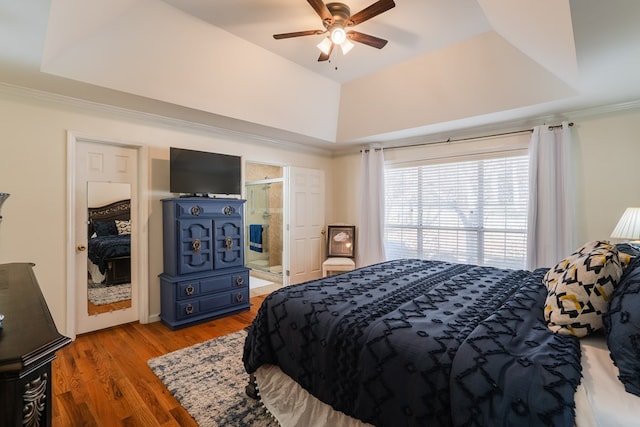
[0,82,333,157]
[329,99,640,156]
[3,81,639,159]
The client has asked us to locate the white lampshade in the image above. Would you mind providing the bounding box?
[340,39,354,55]
[611,207,640,240]
[316,37,333,55]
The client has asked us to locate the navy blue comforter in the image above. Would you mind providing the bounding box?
[243,259,581,426]
[88,234,130,274]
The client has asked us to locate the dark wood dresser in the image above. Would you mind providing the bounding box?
[0,263,71,427]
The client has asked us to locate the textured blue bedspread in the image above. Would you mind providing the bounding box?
[88,234,130,274]
[243,259,581,426]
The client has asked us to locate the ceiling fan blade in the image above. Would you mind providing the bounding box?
[347,31,388,49]
[318,42,334,61]
[347,0,396,26]
[273,29,324,39]
[307,0,333,22]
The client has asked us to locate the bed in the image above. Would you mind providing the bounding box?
[243,242,640,426]
[87,199,131,285]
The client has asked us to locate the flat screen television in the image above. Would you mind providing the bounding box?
[170,147,241,197]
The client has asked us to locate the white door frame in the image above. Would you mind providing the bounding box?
[283,166,290,286]
[66,131,149,340]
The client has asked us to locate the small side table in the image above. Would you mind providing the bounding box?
[322,257,355,277]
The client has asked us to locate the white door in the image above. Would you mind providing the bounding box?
[287,167,325,284]
[75,141,138,334]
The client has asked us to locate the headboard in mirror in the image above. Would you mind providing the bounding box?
[88,199,131,237]
[87,199,131,286]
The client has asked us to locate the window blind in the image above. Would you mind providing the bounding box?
[384,155,528,270]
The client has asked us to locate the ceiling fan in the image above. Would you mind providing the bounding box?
[273,0,396,62]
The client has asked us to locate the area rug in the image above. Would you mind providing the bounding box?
[147,330,277,427]
[87,282,131,305]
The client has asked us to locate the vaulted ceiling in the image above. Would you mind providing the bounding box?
[1,0,639,149]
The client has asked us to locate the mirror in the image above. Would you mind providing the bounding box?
[86,182,132,315]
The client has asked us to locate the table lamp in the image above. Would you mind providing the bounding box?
[611,207,640,243]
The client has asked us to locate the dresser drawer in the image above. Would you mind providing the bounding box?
[174,200,243,219]
[175,271,248,300]
[175,289,249,320]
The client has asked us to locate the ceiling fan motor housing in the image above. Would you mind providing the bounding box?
[325,3,351,27]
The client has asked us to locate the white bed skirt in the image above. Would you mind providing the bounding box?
[255,364,373,427]
[574,334,640,427]
[255,334,640,427]
[87,259,105,284]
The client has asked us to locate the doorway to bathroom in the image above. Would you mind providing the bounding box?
[245,162,284,294]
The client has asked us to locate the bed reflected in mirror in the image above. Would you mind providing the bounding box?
[86,182,132,315]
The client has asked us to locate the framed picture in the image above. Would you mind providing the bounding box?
[327,225,356,258]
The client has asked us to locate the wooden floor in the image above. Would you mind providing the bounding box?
[52,294,267,426]
[88,298,131,315]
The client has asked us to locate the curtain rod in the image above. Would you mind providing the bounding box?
[364,122,574,152]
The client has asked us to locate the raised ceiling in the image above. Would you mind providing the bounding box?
[1,0,639,148]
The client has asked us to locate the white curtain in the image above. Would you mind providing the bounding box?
[357,148,385,267]
[526,121,576,269]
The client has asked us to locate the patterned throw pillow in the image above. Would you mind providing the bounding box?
[115,219,131,235]
[544,240,623,337]
[616,242,640,270]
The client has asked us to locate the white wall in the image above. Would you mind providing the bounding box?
[572,109,640,243]
[0,86,333,332]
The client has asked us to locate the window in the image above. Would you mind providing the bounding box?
[384,154,528,270]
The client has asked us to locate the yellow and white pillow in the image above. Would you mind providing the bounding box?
[544,240,623,337]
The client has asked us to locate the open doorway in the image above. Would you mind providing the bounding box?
[245,162,284,295]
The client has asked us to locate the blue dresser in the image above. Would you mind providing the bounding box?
[160,198,250,329]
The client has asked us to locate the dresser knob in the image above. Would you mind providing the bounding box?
[192,239,201,254]
[185,304,194,315]
[235,276,244,286]
[235,293,244,303]
[190,206,201,216]
[225,237,233,250]
[185,285,195,296]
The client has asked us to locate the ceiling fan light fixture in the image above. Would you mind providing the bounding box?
[340,39,354,55]
[317,37,333,55]
[330,26,347,44]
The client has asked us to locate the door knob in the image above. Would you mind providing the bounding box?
[77,244,87,251]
